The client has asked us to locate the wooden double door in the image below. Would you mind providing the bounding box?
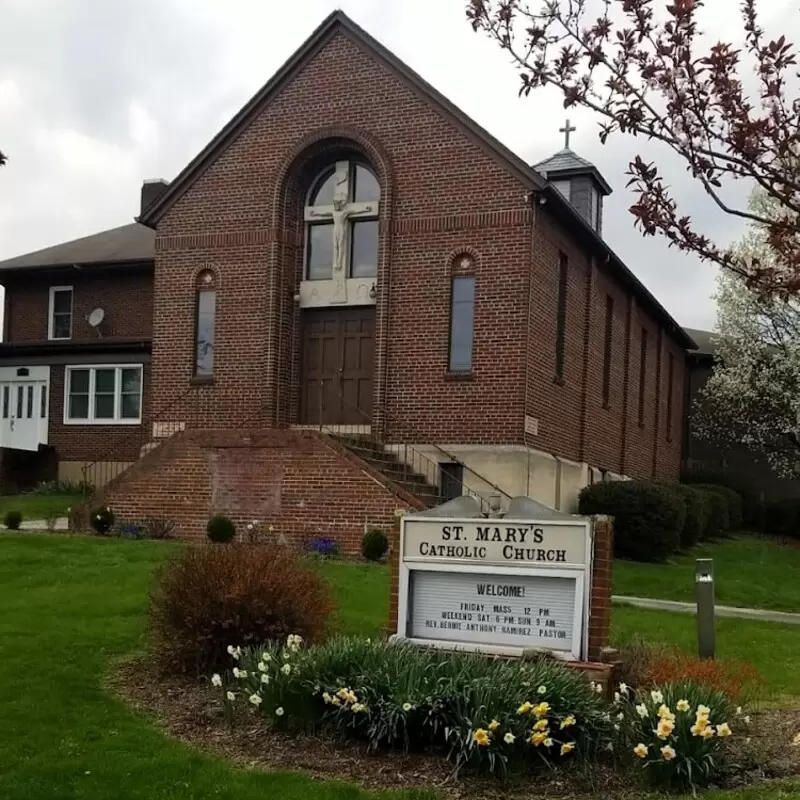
[300,307,375,425]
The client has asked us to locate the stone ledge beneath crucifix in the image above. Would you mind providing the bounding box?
[298,278,377,308]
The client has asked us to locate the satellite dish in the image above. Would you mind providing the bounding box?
[87,308,105,328]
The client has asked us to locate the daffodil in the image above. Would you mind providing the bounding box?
[661,745,676,761]
[690,720,708,737]
[696,704,711,717]
[676,699,690,712]
[262,653,272,663]
[517,701,532,715]
[488,719,500,732]
[655,719,675,740]
[249,693,262,706]
[701,726,716,740]
[532,701,550,718]
[614,692,621,703]
[275,707,285,717]
[211,674,222,687]
[322,692,331,703]
[260,673,270,685]
[537,685,547,695]
[717,722,732,737]
[633,743,648,759]
[472,728,490,747]
[226,691,236,701]
[533,719,549,732]
[636,703,648,718]
[543,737,554,747]
[281,663,291,676]
[736,706,743,716]
[618,682,629,696]
[530,731,547,746]
[657,704,675,721]
[560,715,576,729]
[651,690,664,705]
[503,732,516,744]
[402,702,412,712]
[560,742,575,755]
[257,661,267,672]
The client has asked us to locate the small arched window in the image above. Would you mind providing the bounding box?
[304,160,380,281]
[195,270,216,377]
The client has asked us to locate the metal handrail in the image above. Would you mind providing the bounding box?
[310,383,510,514]
[81,383,202,495]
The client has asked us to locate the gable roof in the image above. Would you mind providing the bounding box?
[137,10,546,226]
[684,327,715,357]
[0,223,154,272]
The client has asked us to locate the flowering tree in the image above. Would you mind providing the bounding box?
[696,190,800,476]
[466,0,800,295]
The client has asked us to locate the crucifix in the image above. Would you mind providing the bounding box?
[305,161,378,303]
[559,118,576,148]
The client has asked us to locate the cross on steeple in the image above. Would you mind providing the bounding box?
[559,118,576,148]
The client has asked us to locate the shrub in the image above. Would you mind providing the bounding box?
[119,522,144,539]
[305,536,339,558]
[33,479,93,495]
[614,681,740,792]
[3,510,22,530]
[681,469,759,528]
[215,636,611,776]
[90,506,115,535]
[361,528,389,561]
[691,485,743,531]
[620,642,762,704]
[142,515,176,540]
[673,485,709,548]
[149,544,334,675]
[763,498,800,540]
[696,489,729,539]
[578,481,682,562]
[206,515,236,543]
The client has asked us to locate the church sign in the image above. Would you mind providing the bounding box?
[394,516,593,661]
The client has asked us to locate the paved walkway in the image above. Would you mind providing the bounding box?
[612,594,800,625]
[18,518,69,532]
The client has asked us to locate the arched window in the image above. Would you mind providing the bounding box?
[195,270,216,377]
[304,160,380,282]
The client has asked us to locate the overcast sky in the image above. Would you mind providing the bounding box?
[1,0,796,331]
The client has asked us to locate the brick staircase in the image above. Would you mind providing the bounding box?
[336,434,444,508]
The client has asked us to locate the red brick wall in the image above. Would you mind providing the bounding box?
[141,28,686,477]
[3,267,153,343]
[48,363,151,463]
[87,428,423,552]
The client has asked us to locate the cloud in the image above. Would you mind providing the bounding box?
[2,0,794,331]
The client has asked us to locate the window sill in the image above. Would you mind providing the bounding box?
[444,370,475,381]
[62,419,142,426]
[190,375,214,386]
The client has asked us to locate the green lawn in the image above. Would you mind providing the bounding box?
[0,533,797,800]
[0,492,81,522]
[613,536,800,613]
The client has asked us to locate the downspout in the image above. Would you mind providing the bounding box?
[524,191,538,497]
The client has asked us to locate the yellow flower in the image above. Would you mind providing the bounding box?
[655,719,675,740]
[472,728,490,747]
[690,720,708,737]
[560,715,576,729]
[676,699,691,713]
[560,742,575,756]
[530,731,547,746]
[701,726,716,740]
[716,723,732,738]
[657,704,675,721]
[696,704,711,718]
[517,702,532,715]
[488,719,500,732]
[533,719,549,732]
[633,743,649,759]
[533,702,550,719]
[661,745,677,761]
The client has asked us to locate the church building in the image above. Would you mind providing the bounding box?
[0,11,693,548]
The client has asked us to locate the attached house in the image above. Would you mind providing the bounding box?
[0,11,693,548]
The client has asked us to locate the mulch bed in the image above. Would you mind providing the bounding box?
[110,657,800,798]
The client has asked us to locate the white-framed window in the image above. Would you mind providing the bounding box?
[63,365,143,425]
[48,286,73,340]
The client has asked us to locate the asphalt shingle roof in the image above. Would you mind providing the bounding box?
[0,223,154,271]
